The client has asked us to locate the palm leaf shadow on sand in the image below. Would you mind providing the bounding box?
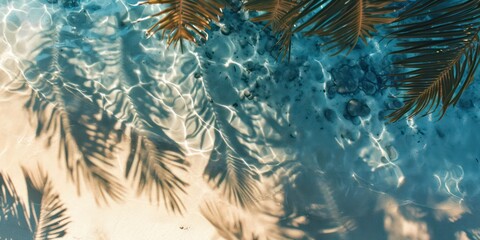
[200,200,260,240]
[14,6,190,212]
[102,13,191,213]
[183,67,266,209]
[19,16,126,203]
[0,169,70,239]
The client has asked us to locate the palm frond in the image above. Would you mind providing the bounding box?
[137,0,225,49]
[244,0,299,59]
[388,0,480,121]
[284,0,400,55]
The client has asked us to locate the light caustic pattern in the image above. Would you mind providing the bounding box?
[1,0,480,239]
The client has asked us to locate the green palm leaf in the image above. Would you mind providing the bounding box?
[388,0,480,121]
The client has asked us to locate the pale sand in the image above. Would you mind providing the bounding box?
[2,1,480,239]
[0,18,221,239]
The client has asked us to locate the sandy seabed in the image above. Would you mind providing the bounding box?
[1,0,480,239]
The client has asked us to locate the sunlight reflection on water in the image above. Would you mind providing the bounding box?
[1,0,480,239]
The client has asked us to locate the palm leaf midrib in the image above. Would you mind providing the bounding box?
[402,32,479,99]
[388,0,480,121]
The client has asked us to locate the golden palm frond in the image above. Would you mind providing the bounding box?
[388,0,480,121]
[138,0,225,49]
[244,0,299,59]
[283,0,400,55]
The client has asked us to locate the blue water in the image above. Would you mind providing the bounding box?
[1,0,480,239]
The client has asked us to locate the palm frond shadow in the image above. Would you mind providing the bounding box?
[200,200,260,240]
[95,13,191,213]
[22,167,71,240]
[203,130,261,209]
[183,70,267,209]
[265,162,356,239]
[21,14,126,203]
[180,26,301,210]
[200,186,304,240]
[0,169,70,239]
[17,7,190,212]
[0,173,33,239]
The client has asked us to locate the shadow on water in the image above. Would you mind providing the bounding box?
[0,169,69,239]
[2,0,480,239]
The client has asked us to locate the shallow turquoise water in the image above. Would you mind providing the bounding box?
[1,0,480,239]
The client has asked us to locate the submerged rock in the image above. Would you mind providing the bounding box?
[243,61,256,72]
[241,89,254,100]
[346,99,371,117]
[331,65,363,94]
[459,99,474,110]
[361,81,377,95]
[336,77,358,94]
[326,81,337,99]
[387,99,403,110]
[324,108,337,123]
[194,72,202,78]
[221,24,232,35]
[47,0,79,8]
[386,145,398,161]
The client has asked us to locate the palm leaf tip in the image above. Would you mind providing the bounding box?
[33,183,70,240]
[244,0,300,59]
[291,0,400,55]
[138,0,225,48]
[204,135,261,209]
[126,133,190,214]
[22,168,71,236]
[388,0,480,122]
